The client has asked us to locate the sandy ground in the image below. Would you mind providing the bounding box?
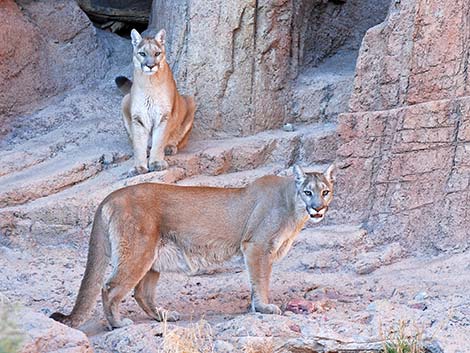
[1,225,468,352]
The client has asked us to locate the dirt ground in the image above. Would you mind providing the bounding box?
[1,225,468,352]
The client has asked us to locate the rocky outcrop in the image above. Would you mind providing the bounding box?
[77,0,152,24]
[149,0,389,138]
[0,0,128,134]
[350,0,470,112]
[336,0,470,253]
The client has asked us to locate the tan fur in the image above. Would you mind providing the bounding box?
[50,165,335,329]
[120,28,195,177]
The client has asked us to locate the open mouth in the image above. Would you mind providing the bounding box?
[310,213,323,219]
[142,65,158,74]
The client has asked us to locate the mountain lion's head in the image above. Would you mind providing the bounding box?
[293,164,335,223]
[130,28,166,75]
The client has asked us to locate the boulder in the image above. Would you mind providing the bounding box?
[0,296,92,353]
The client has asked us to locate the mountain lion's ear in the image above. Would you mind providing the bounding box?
[155,29,166,45]
[293,165,306,187]
[325,164,336,183]
[131,29,142,48]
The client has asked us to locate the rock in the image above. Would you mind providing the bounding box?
[414,291,429,302]
[213,340,235,353]
[336,97,470,252]
[77,0,152,24]
[283,123,295,132]
[92,323,164,353]
[149,0,389,138]
[0,0,126,134]
[354,243,405,274]
[408,302,428,311]
[425,340,444,353]
[285,299,318,314]
[350,0,470,112]
[354,252,382,275]
[10,306,92,353]
[336,0,470,253]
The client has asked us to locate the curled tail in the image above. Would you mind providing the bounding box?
[115,76,132,95]
[50,207,110,327]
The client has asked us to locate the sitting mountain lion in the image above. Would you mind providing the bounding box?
[51,165,335,329]
[115,28,195,177]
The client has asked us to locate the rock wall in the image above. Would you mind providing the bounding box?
[336,0,470,253]
[149,0,390,138]
[0,0,122,135]
[292,0,390,69]
[150,0,292,138]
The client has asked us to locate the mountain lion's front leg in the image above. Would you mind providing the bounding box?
[149,116,170,172]
[242,242,282,315]
[128,116,150,177]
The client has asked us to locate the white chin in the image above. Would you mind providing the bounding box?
[142,67,158,75]
[309,215,324,223]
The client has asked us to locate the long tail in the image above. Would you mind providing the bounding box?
[184,95,196,119]
[50,206,110,327]
[115,76,132,95]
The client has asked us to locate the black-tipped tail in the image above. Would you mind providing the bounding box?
[50,312,75,326]
[115,76,132,94]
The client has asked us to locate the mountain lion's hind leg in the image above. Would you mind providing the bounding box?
[102,242,155,328]
[134,269,180,322]
[242,243,281,315]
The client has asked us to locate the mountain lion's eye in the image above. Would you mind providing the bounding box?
[322,190,330,197]
[304,190,312,197]
[138,52,146,57]
[155,52,160,57]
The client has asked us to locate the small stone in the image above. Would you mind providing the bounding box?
[285,299,328,314]
[282,123,295,132]
[414,291,429,301]
[408,302,428,311]
[289,324,301,333]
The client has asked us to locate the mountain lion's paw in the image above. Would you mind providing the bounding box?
[254,303,282,315]
[149,160,169,172]
[109,318,134,330]
[164,145,178,156]
[127,166,148,177]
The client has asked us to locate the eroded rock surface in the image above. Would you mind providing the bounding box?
[0,0,128,133]
[150,0,389,137]
[336,0,470,254]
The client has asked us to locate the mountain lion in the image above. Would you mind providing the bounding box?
[51,165,335,329]
[116,28,195,177]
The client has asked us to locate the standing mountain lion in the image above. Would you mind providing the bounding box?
[51,165,335,329]
[116,28,195,177]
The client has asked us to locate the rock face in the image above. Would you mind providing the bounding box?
[149,0,390,138]
[2,0,469,352]
[335,0,470,253]
[350,0,470,112]
[0,0,122,135]
[77,0,152,24]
